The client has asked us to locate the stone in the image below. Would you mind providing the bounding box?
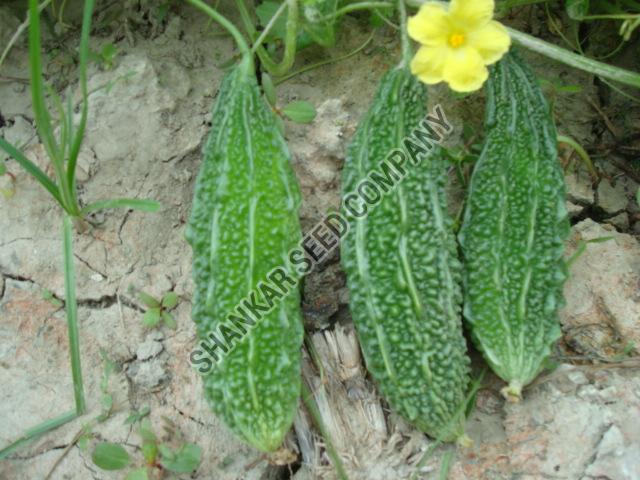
[136,331,164,360]
[561,219,640,358]
[598,178,628,214]
[605,212,629,231]
[565,169,594,205]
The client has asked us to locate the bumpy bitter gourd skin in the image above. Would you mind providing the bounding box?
[458,52,570,400]
[186,63,303,451]
[341,67,470,441]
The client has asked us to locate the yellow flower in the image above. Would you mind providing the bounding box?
[408,0,511,92]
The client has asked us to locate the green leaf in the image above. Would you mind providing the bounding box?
[256,1,288,41]
[91,442,130,470]
[125,468,149,480]
[81,198,161,215]
[160,443,202,474]
[77,434,91,452]
[142,308,161,328]
[566,0,589,20]
[162,311,177,329]
[0,161,6,175]
[141,442,158,465]
[300,0,338,47]
[262,73,277,107]
[139,291,160,308]
[138,419,156,443]
[0,137,63,207]
[282,100,316,123]
[161,292,179,309]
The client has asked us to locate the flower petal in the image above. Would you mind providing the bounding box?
[407,3,450,47]
[442,47,489,92]
[468,21,511,64]
[449,0,494,30]
[410,46,449,84]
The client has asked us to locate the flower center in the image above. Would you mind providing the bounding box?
[448,33,465,48]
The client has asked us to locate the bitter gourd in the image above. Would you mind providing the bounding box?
[458,52,570,401]
[341,66,470,441]
[186,60,303,451]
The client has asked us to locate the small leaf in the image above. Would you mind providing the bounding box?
[142,308,161,328]
[162,311,177,329]
[157,444,175,460]
[78,434,91,452]
[566,0,589,20]
[138,419,157,443]
[91,442,131,470]
[0,161,6,175]
[282,100,317,123]
[125,468,149,480]
[138,291,160,308]
[160,443,202,474]
[42,289,64,308]
[142,442,158,465]
[161,292,179,309]
[262,73,277,107]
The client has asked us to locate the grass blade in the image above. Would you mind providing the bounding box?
[0,410,78,460]
[28,0,60,165]
[0,137,63,205]
[81,198,161,215]
[63,215,85,414]
[66,0,95,199]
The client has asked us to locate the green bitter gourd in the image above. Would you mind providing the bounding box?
[458,51,570,401]
[186,59,303,451]
[341,66,470,442]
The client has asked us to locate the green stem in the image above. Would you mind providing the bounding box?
[507,27,640,89]
[397,0,411,67]
[274,31,374,85]
[63,215,85,414]
[235,0,298,77]
[186,0,253,74]
[251,0,288,53]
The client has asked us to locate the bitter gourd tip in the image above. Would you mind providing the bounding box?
[456,434,474,449]
[500,381,523,403]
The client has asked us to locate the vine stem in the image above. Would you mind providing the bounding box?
[235,0,298,77]
[397,0,411,67]
[186,0,253,74]
[251,0,288,53]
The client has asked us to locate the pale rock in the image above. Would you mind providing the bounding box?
[565,169,594,205]
[3,115,36,148]
[561,219,640,357]
[598,178,630,214]
[605,212,630,231]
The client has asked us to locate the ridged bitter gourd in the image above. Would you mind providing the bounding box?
[186,60,303,451]
[459,52,570,401]
[341,66,470,442]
